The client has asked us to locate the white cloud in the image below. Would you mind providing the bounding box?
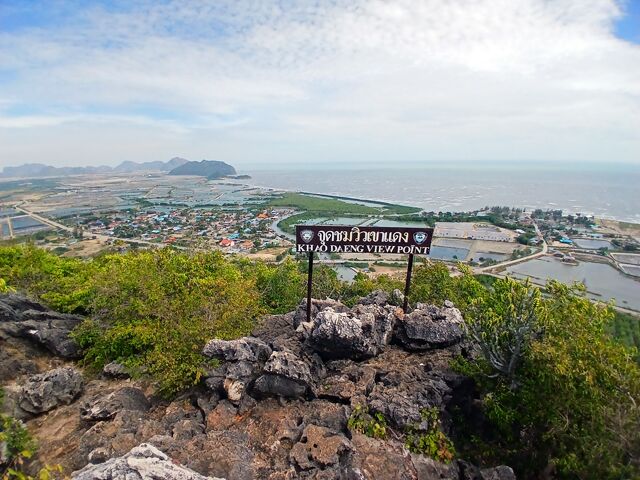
[0,0,638,167]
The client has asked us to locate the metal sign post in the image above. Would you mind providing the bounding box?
[296,225,434,317]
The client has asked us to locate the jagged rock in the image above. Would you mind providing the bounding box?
[394,303,465,350]
[319,361,376,404]
[72,443,222,479]
[80,387,150,421]
[206,400,238,431]
[289,424,352,470]
[19,367,83,415]
[223,378,245,404]
[253,374,308,399]
[0,294,83,358]
[293,298,350,328]
[102,362,129,379]
[251,350,315,399]
[411,454,460,479]
[306,304,397,360]
[202,337,271,363]
[349,433,417,479]
[87,447,110,464]
[480,466,516,480]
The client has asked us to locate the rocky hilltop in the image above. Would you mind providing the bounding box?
[168,160,237,179]
[0,292,514,480]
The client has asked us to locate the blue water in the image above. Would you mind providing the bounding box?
[247,163,640,223]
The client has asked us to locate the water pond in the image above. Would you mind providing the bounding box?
[506,257,640,311]
[572,238,613,250]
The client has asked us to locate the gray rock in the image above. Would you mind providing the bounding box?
[72,443,222,479]
[202,337,271,363]
[481,465,517,480]
[394,304,465,350]
[253,374,308,399]
[80,387,150,422]
[306,304,397,360]
[263,350,313,386]
[358,290,390,306]
[293,298,350,328]
[102,362,129,379]
[0,295,83,359]
[19,367,83,414]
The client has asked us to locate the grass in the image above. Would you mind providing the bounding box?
[268,192,382,215]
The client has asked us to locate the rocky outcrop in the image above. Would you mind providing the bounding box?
[19,367,83,415]
[305,304,398,360]
[0,294,517,480]
[72,443,223,479]
[394,301,465,350]
[0,293,83,358]
[80,387,150,422]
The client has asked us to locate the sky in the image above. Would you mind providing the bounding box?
[0,0,639,169]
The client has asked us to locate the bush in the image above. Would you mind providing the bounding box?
[457,278,640,479]
[404,407,456,463]
[347,405,387,439]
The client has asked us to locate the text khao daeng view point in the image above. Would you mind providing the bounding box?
[0,1,639,479]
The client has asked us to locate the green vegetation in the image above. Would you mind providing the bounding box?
[1,245,639,478]
[404,407,456,463]
[1,388,63,480]
[609,311,640,355]
[455,278,640,479]
[268,193,380,215]
[347,405,388,439]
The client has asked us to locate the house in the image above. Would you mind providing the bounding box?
[220,238,234,247]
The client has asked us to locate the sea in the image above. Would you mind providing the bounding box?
[245,162,640,223]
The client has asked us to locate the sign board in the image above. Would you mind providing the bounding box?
[296,225,434,317]
[295,225,434,255]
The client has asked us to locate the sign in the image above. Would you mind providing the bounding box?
[295,225,434,255]
[296,225,434,317]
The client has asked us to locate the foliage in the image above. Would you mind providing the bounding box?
[466,278,543,383]
[457,278,640,479]
[609,311,640,356]
[268,193,380,215]
[404,407,456,463]
[347,405,387,439]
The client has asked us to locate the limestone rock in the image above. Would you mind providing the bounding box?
[394,304,465,350]
[71,443,222,479]
[0,294,83,358]
[102,362,129,379]
[80,387,150,422]
[19,367,83,415]
[289,424,351,470]
[293,298,350,328]
[306,304,396,360]
[202,337,271,363]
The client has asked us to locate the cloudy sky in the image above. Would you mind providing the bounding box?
[1,0,639,168]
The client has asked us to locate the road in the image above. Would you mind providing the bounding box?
[14,204,165,248]
[474,221,548,274]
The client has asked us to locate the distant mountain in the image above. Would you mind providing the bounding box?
[114,157,188,173]
[0,163,112,178]
[168,160,237,179]
[0,157,191,178]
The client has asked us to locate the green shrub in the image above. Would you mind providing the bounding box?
[347,405,388,439]
[404,407,456,463]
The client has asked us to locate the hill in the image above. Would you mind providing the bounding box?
[0,158,190,178]
[168,159,237,179]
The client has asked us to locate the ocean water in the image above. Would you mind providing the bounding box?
[246,163,640,223]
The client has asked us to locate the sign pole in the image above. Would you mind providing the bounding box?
[306,251,314,322]
[403,253,414,313]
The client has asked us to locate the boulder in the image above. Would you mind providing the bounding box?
[306,304,397,360]
[102,362,129,379]
[71,443,222,479]
[0,294,83,359]
[251,350,315,399]
[394,303,465,350]
[203,337,271,363]
[293,298,350,328]
[19,367,83,415]
[80,387,150,422]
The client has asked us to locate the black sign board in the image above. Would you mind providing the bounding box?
[296,225,434,317]
[295,225,433,255]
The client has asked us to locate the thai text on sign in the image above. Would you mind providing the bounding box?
[295,225,434,255]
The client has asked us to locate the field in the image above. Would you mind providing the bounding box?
[268,192,384,215]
